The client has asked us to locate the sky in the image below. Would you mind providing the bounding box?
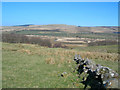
[2,2,118,26]
[2,0,120,2]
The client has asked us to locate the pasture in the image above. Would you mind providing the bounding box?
[5,30,118,40]
[2,42,118,88]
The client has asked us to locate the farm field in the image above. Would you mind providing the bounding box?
[2,42,118,88]
[2,25,118,49]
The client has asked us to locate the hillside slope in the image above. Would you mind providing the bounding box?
[2,43,118,88]
[2,24,118,33]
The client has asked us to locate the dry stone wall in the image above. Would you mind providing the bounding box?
[73,54,119,89]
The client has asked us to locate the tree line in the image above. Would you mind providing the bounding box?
[2,34,66,48]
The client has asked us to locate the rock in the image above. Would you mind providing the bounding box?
[61,72,67,77]
[73,54,119,89]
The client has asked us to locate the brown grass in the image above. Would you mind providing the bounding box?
[45,57,55,64]
[18,49,31,55]
[3,43,118,65]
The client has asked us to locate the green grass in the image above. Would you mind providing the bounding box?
[2,43,82,88]
[2,43,118,88]
[73,45,118,53]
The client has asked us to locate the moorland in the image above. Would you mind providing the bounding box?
[2,24,119,88]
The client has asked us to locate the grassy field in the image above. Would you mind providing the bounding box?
[4,30,118,40]
[72,45,118,53]
[2,42,118,88]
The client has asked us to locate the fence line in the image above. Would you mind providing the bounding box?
[73,54,119,89]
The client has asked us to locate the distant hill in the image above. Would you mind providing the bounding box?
[2,24,118,33]
[14,24,34,27]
